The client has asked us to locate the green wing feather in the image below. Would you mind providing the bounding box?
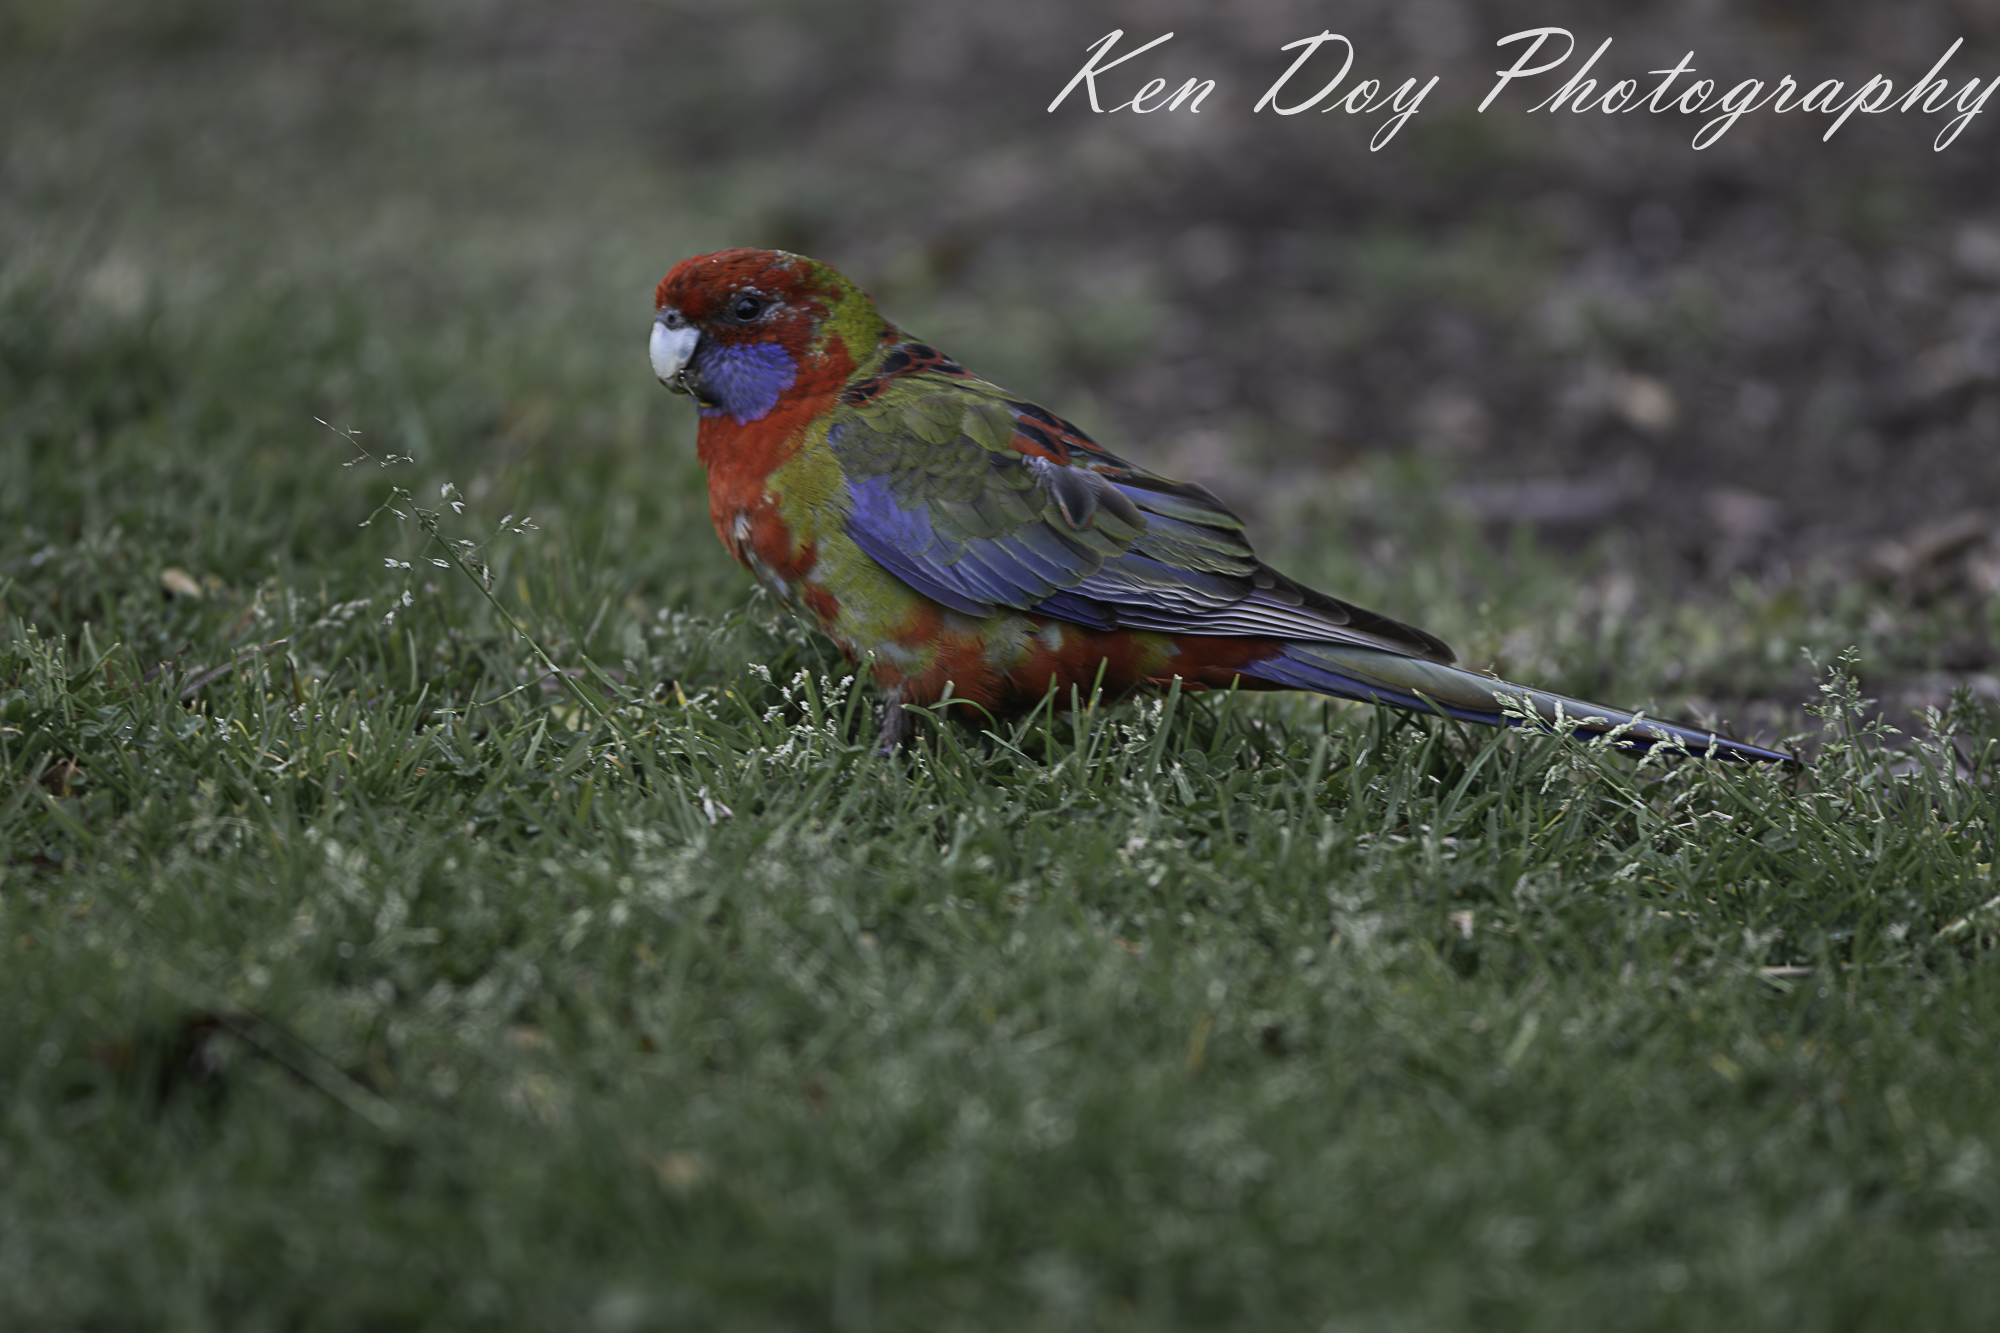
[829,365,1452,660]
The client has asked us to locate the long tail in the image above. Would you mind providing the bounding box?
[1239,642,1793,764]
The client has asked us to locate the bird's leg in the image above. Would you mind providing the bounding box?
[873,688,913,755]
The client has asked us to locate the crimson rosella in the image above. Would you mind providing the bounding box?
[650,248,1787,763]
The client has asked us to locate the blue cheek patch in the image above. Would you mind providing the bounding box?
[696,341,797,422]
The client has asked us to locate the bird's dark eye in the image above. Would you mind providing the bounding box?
[729,295,767,323]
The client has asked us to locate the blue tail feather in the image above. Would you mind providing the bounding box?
[1238,643,1793,764]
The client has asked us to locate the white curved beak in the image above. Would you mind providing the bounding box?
[650,318,699,386]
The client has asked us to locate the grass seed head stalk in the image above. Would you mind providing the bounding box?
[322,418,610,727]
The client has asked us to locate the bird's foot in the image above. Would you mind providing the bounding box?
[873,697,913,755]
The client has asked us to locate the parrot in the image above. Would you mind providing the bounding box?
[649,247,1789,764]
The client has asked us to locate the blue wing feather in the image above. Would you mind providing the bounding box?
[843,473,1101,615]
[833,395,1452,659]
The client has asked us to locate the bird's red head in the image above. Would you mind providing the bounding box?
[651,249,894,422]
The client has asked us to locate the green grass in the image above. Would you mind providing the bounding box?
[9,523,2000,1333]
[8,270,2000,1333]
[7,31,2000,1332]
